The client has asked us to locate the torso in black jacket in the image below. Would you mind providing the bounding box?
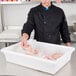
[22,3,71,44]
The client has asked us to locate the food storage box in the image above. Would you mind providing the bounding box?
[1,39,75,74]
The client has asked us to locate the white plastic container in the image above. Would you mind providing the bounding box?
[1,39,75,74]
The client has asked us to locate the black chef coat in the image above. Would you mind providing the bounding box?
[22,3,71,44]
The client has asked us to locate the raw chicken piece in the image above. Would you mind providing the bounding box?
[34,49,39,54]
[43,53,63,60]
[43,54,54,60]
[23,44,39,55]
[25,48,39,55]
[24,45,32,52]
[52,53,63,60]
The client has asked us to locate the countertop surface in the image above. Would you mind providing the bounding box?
[0,48,76,76]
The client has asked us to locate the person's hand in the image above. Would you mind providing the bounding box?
[21,38,28,48]
[21,33,29,48]
[65,42,71,46]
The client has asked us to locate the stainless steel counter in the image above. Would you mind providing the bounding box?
[0,49,76,76]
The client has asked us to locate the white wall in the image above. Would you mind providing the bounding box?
[1,3,76,30]
[2,3,39,30]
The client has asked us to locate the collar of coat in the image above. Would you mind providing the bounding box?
[40,2,53,11]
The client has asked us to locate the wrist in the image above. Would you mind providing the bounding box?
[22,33,29,40]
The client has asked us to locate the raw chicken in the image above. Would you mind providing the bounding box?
[25,48,39,55]
[22,44,39,55]
[24,45,32,52]
[43,53,63,60]
[43,54,54,60]
[34,49,39,54]
[22,42,63,59]
[52,53,63,60]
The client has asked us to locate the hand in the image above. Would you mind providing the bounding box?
[21,33,29,48]
[21,38,28,48]
[65,42,71,46]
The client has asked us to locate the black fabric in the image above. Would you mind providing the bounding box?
[22,3,71,44]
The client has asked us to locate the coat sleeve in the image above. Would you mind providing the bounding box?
[60,11,71,43]
[21,8,35,37]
